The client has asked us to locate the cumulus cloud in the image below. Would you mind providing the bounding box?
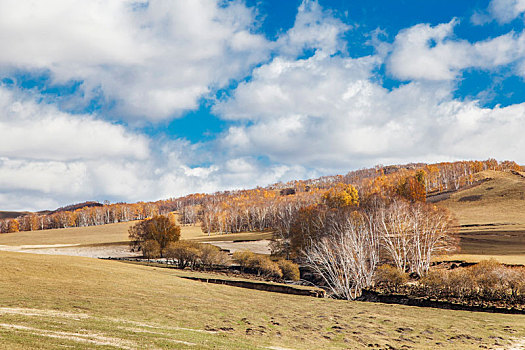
[276,0,350,57]
[215,11,525,173]
[387,20,525,81]
[3,0,525,211]
[0,87,149,161]
[473,0,525,24]
[0,85,311,210]
[0,0,270,120]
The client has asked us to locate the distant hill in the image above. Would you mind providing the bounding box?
[434,170,525,226]
[0,201,102,220]
[0,211,29,220]
[52,201,103,213]
[433,170,525,256]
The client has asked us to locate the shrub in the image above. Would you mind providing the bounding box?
[233,251,282,278]
[278,259,300,281]
[470,259,503,298]
[251,255,282,278]
[165,241,200,269]
[446,268,475,299]
[419,260,525,303]
[199,244,229,269]
[232,251,256,272]
[141,240,161,260]
[374,264,408,292]
[499,268,525,299]
[420,269,448,295]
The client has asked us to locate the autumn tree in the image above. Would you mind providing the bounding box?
[322,183,359,208]
[396,172,426,202]
[129,215,181,257]
[141,240,161,260]
[282,204,326,259]
[7,219,19,233]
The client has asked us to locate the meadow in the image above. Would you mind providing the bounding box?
[0,169,525,348]
[436,170,525,265]
[0,251,524,349]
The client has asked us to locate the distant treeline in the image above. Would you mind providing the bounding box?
[172,159,522,235]
[0,159,521,234]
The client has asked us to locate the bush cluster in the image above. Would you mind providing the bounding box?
[420,260,525,303]
[232,251,300,280]
[374,264,409,292]
[143,240,229,270]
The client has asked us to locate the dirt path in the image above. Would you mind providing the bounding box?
[203,239,272,254]
[0,243,140,258]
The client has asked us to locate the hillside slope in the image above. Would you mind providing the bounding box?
[437,170,525,256]
[440,170,525,225]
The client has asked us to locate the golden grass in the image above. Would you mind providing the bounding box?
[438,254,525,265]
[0,222,135,246]
[0,220,271,248]
[1,251,524,349]
[439,170,525,260]
[442,170,525,226]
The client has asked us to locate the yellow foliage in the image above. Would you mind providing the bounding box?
[322,183,359,208]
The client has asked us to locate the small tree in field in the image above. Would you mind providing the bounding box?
[129,215,181,257]
[199,244,229,269]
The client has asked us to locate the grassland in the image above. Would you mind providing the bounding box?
[437,170,525,264]
[0,171,525,348]
[0,222,135,246]
[0,251,524,349]
[0,221,270,247]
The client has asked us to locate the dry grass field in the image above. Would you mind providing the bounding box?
[0,221,135,246]
[0,171,525,348]
[437,170,525,264]
[0,251,524,349]
[0,221,273,257]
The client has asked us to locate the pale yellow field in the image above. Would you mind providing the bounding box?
[0,219,271,245]
[0,251,523,349]
[0,221,135,246]
[438,170,525,263]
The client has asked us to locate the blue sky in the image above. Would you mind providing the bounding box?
[1,0,525,210]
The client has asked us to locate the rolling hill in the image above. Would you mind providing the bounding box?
[436,170,525,260]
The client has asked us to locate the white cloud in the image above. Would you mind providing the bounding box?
[0,87,150,161]
[276,0,350,57]
[0,0,270,120]
[388,20,525,81]
[3,0,525,212]
[0,86,311,210]
[487,0,525,24]
[216,43,525,173]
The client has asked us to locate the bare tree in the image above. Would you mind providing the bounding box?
[304,212,380,300]
[407,203,457,276]
[372,199,412,272]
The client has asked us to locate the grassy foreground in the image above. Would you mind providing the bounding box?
[0,251,524,349]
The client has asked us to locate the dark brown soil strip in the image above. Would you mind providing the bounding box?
[179,276,325,298]
[357,290,525,315]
